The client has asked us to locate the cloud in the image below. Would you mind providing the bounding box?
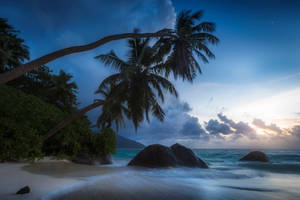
[252,118,282,134]
[119,97,195,143]
[205,119,232,137]
[118,99,261,147]
[290,125,300,138]
[218,113,257,139]
[180,116,209,140]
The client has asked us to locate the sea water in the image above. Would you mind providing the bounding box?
[113,148,300,174]
[48,149,300,200]
[110,149,300,199]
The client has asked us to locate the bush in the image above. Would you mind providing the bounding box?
[0,85,94,161]
[87,127,116,156]
[99,127,116,155]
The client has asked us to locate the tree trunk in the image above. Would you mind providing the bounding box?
[0,32,173,84]
[44,100,104,140]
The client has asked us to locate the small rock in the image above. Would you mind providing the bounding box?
[16,186,30,194]
[240,151,269,162]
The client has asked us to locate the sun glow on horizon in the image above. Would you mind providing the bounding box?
[228,87,300,128]
[255,128,266,135]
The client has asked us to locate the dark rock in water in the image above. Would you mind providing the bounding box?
[16,186,30,194]
[128,143,209,168]
[240,151,269,162]
[128,144,177,168]
[171,143,209,168]
[97,154,112,165]
[73,153,112,165]
[73,153,95,165]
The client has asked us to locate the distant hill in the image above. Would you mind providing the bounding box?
[116,135,145,149]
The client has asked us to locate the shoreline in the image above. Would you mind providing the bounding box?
[1,154,300,200]
[0,160,121,200]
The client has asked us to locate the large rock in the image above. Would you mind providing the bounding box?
[16,186,30,194]
[171,143,209,168]
[73,153,95,165]
[128,143,209,168]
[128,144,177,168]
[240,151,269,162]
[97,154,112,165]
[73,153,112,165]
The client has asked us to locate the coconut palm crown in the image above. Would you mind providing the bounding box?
[153,10,219,81]
[95,37,178,130]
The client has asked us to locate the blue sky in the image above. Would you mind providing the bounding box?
[1,0,300,148]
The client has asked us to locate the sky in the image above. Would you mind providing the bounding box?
[1,0,300,149]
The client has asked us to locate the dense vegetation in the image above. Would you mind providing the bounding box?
[0,84,116,161]
[0,18,116,162]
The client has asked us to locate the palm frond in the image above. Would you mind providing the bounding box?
[95,73,124,93]
[192,22,216,32]
[150,73,178,97]
[95,50,129,71]
[192,33,219,45]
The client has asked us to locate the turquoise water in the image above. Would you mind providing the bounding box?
[113,148,300,174]
[109,148,300,199]
[47,149,300,200]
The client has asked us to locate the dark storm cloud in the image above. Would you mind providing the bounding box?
[119,97,195,143]
[118,98,259,145]
[218,113,257,139]
[117,97,213,145]
[252,118,282,134]
[180,116,209,140]
[205,119,232,136]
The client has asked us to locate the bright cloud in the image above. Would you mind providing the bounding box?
[229,87,300,128]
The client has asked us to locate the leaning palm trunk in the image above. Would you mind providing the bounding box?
[0,31,173,84]
[44,100,105,140]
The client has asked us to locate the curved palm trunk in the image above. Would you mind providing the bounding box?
[0,32,172,84]
[44,101,104,140]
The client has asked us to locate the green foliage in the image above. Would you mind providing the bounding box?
[0,18,29,71]
[99,127,116,155]
[0,84,97,161]
[83,128,116,157]
[8,65,78,113]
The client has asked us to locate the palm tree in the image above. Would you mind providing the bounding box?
[0,10,218,84]
[44,37,178,140]
[153,10,219,81]
[96,37,178,130]
[0,29,173,84]
[95,83,129,131]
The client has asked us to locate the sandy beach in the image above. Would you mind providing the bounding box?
[1,151,300,200]
[0,160,120,200]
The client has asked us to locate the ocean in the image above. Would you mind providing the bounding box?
[47,149,300,200]
[109,149,300,199]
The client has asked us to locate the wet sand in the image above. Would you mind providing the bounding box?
[0,161,119,200]
[1,161,300,200]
